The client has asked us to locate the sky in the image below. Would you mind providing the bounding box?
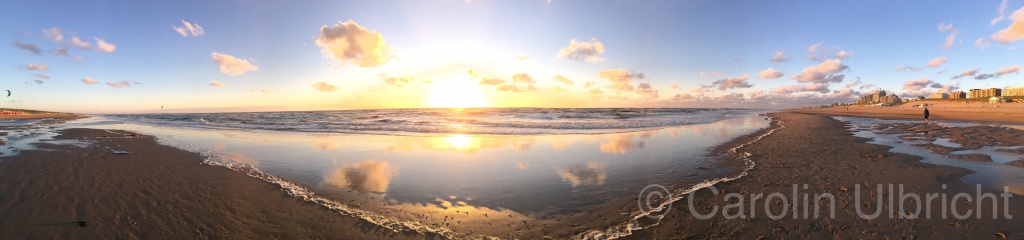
[2,0,1023,113]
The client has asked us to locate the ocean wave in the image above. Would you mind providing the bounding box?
[108,108,748,135]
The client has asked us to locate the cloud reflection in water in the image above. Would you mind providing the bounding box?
[323,159,395,193]
[556,162,607,187]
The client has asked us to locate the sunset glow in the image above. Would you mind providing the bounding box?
[427,75,491,108]
[1,1,1022,113]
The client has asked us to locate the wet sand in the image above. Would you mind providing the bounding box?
[795,101,1024,124]
[632,112,1024,239]
[0,128,436,239]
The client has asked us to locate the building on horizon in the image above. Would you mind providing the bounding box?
[872,90,886,103]
[969,88,1001,98]
[880,95,901,104]
[928,92,948,99]
[855,90,900,105]
[949,91,966,99]
[1004,87,1024,97]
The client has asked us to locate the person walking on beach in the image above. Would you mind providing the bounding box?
[923,107,930,123]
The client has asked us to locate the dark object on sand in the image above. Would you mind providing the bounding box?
[77,220,88,227]
[923,108,930,122]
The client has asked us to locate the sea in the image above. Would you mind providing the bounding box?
[9,108,777,239]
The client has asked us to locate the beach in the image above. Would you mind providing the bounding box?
[795,101,1024,124]
[0,125,436,239]
[0,110,1021,239]
[630,112,1024,239]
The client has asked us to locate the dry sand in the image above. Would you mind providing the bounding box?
[0,113,83,121]
[795,101,1024,124]
[0,128,437,239]
[631,112,1024,239]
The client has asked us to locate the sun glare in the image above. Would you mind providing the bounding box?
[426,74,490,108]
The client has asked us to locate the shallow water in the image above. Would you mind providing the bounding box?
[46,109,771,238]
[835,117,1024,195]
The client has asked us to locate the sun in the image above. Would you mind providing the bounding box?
[426,74,490,108]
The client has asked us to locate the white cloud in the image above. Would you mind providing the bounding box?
[860,83,875,90]
[771,83,829,94]
[835,50,852,59]
[251,89,270,93]
[81,77,99,85]
[991,7,1024,44]
[938,23,959,50]
[55,47,69,56]
[942,32,958,50]
[557,38,605,62]
[895,65,921,72]
[599,69,645,92]
[211,52,259,76]
[975,38,991,49]
[380,74,413,87]
[517,56,530,61]
[972,66,1018,80]
[553,75,572,85]
[33,80,44,85]
[926,57,947,68]
[13,41,42,55]
[769,50,790,62]
[636,83,658,99]
[209,81,226,87]
[106,81,138,88]
[991,0,1010,26]
[600,69,645,82]
[667,83,680,89]
[33,74,49,79]
[934,81,960,93]
[952,68,979,79]
[94,37,116,53]
[313,82,339,92]
[512,73,534,83]
[747,89,769,101]
[902,78,933,90]
[42,27,63,42]
[173,20,205,37]
[846,79,861,88]
[478,77,505,85]
[316,20,393,67]
[497,84,527,92]
[938,23,955,32]
[996,65,1021,75]
[70,37,92,49]
[23,63,48,71]
[699,71,721,78]
[901,89,934,98]
[831,88,861,99]
[757,67,784,79]
[792,59,848,83]
[804,43,847,61]
[709,74,752,91]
